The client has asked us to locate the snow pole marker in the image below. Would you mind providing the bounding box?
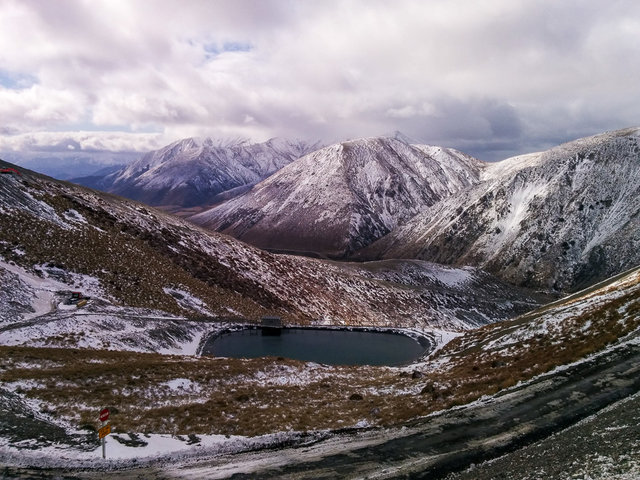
[98,408,110,459]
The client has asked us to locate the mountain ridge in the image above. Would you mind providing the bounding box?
[0,157,541,329]
[191,136,485,257]
[72,137,321,208]
[359,127,640,291]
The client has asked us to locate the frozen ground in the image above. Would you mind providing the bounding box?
[2,329,638,479]
[1,251,638,478]
[0,259,233,355]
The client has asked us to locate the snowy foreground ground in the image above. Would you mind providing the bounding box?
[2,329,639,479]
[1,262,639,478]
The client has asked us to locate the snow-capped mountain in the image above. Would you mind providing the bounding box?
[0,158,542,332]
[361,127,640,292]
[74,137,320,208]
[191,136,484,257]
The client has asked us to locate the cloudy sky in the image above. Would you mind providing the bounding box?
[1,0,640,166]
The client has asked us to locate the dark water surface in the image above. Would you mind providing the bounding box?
[202,328,428,366]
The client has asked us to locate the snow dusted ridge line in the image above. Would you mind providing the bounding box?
[1,156,543,329]
[362,127,640,292]
[84,136,321,208]
[192,135,484,257]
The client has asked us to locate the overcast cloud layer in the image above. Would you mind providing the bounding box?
[1,0,639,163]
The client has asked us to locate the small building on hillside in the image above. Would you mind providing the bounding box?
[66,291,89,307]
[261,316,282,336]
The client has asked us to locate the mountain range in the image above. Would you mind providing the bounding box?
[191,137,483,257]
[360,128,640,292]
[2,128,640,477]
[69,128,640,294]
[0,158,541,329]
[72,137,320,209]
[187,128,639,293]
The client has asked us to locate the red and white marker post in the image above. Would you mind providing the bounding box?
[98,408,111,459]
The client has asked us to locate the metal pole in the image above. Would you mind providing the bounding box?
[101,421,106,459]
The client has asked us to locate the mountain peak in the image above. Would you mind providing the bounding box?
[74,137,319,208]
[362,127,640,291]
[191,137,484,257]
[384,130,422,145]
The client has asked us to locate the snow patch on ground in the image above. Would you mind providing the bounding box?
[0,431,246,464]
[162,378,201,393]
[163,287,213,316]
[428,265,475,287]
[63,209,88,224]
[0,259,107,321]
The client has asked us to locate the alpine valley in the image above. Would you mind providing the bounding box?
[1,128,639,479]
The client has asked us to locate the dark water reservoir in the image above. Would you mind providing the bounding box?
[201,328,429,366]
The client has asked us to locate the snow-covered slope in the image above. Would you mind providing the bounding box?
[0,159,543,336]
[75,137,319,208]
[191,136,484,257]
[361,128,640,291]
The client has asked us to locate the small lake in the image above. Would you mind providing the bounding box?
[201,328,429,366]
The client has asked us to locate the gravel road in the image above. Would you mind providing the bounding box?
[445,389,640,480]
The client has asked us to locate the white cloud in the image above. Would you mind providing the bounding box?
[0,131,165,154]
[0,85,85,128]
[0,0,639,161]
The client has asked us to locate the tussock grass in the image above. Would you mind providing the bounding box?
[0,346,400,435]
[0,188,286,320]
[1,270,638,437]
[423,282,640,410]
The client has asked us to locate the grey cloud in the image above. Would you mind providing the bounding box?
[1,0,640,164]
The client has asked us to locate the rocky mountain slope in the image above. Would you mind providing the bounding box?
[191,136,484,257]
[72,137,319,208]
[0,159,542,332]
[360,128,640,292]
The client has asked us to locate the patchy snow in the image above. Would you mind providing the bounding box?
[482,152,544,181]
[24,289,56,319]
[0,268,637,478]
[163,287,213,316]
[428,265,475,287]
[163,378,201,393]
[481,268,640,353]
[0,259,110,324]
[104,136,318,208]
[63,209,88,224]
[374,128,640,292]
[502,182,543,233]
[0,311,226,355]
[246,362,335,387]
[193,136,485,257]
[0,431,246,464]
